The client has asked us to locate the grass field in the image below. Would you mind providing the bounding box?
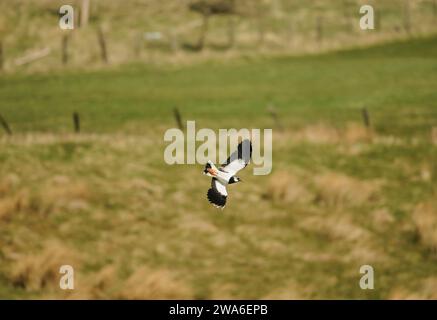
[1,0,437,72]
[0,35,436,299]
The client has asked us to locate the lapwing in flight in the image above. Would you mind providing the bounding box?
[203,139,252,209]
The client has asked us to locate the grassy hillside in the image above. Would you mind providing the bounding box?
[0,35,436,135]
[0,36,436,299]
[0,0,436,72]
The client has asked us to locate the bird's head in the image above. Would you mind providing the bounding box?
[229,176,242,184]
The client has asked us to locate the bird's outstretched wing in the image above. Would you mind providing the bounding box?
[207,178,227,209]
[221,139,252,175]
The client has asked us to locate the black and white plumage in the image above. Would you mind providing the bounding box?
[203,139,252,209]
[207,178,227,208]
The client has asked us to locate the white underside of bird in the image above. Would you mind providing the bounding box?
[203,140,252,209]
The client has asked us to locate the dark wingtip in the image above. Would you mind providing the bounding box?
[239,139,252,162]
[207,188,227,209]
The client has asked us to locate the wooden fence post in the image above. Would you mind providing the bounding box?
[403,0,411,35]
[173,107,184,130]
[197,10,210,50]
[81,0,90,28]
[267,104,283,131]
[73,112,80,133]
[433,0,437,21]
[361,107,373,142]
[62,34,70,65]
[97,26,108,63]
[316,16,323,48]
[0,113,12,135]
[361,107,371,128]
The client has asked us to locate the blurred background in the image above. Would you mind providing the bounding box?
[1,0,437,71]
[0,0,436,299]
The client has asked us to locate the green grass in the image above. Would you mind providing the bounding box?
[0,36,436,299]
[1,35,436,135]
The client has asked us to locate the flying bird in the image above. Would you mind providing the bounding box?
[203,139,252,209]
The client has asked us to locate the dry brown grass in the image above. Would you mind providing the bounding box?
[0,129,434,299]
[0,133,155,148]
[0,179,92,221]
[263,169,382,210]
[389,277,437,299]
[0,182,8,198]
[0,189,32,221]
[209,283,237,300]
[413,197,437,253]
[0,174,19,197]
[116,266,193,299]
[299,212,390,264]
[59,265,119,300]
[313,172,381,207]
[299,214,370,243]
[371,208,395,231]
[0,197,17,221]
[263,171,312,204]
[8,241,80,291]
[262,280,313,300]
[42,181,92,212]
[290,122,371,145]
[420,163,433,182]
[344,123,371,144]
[91,265,118,293]
[297,123,340,144]
[179,214,219,234]
[431,127,437,146]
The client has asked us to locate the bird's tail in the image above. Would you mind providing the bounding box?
[203,160,218,177]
